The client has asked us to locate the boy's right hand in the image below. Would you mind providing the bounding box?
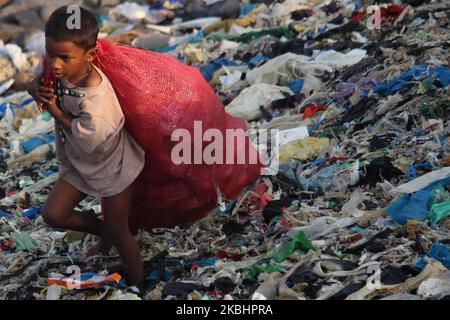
[27,74,56,112]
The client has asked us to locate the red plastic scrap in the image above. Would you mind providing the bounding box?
[217,250,243,261]
[259,194,272,209]
[279,215,291,227]
[385,5,404,16]
[351,11,365,23]
[303,105,328,120]
[217,250,228,260]
[0,239,14,252]
[252,182,268,196]
[326,156,350,164]
[351,5,404,26]
[21,218,31,225]
[342,233,363,245]
[207,290,224,299]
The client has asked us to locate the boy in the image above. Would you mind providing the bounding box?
[27,6,146,288]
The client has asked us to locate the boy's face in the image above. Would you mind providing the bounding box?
[45,37,97,80]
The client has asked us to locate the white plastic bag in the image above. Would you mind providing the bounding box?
[225,83,293,121]
[314,49,367,68]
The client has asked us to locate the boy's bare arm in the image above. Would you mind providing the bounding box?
[49,108,73,130]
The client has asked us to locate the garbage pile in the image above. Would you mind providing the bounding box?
[1,0,449,300]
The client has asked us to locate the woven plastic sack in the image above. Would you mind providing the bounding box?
[92,39,262,233]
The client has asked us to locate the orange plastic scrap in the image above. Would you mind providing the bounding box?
[47,272,121,289]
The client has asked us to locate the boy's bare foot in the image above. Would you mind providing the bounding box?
[86,238,114,257]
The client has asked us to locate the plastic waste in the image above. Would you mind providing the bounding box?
[416,243,450,270]
[0,79,14,96]
[46,284,61,300]
[341,189,368,216]
[23,134,55,154]
[279,127,309,146]
[25,31,46,56]
[22,207,42,220]
[417,272,450,299]
[47,272,121,289]
[113,2,149,21]
[246,265,287,279]
[246,53,332,88]
[389,168,450,196]
[225,83,293,121]
[279,137,329,163]
[314,49,367,68]
[287,216,355,240]
[387,190,430,225]
[272,231,316,262]
[10,232,37,251]
[251,272,283,300]
[0,43,28,71]
[374,65,450,96]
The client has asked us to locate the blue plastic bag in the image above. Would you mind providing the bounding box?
[22,207,42,220]
[22,135,55,154]
[374,64,450,96]
[416,243,450,270]
[286,79,305,94]
[200,58,239,82]
[387,190,430,225]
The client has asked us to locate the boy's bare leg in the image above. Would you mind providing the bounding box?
[103,183,144,288]
[42,179,108,240]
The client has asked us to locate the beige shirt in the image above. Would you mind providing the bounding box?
[54,64,145,197]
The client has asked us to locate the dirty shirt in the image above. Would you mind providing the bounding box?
[54,64,145,197]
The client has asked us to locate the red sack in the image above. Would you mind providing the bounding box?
[92,39,262,233]
[43,55,56,88]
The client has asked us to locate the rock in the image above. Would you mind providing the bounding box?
[0,22,25,42]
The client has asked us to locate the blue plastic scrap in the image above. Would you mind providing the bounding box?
[374,64,450,96]
[240,4,257,17]
[0,209,13,219]
[22,134,56,154]
[416,243,450,270]
[387,189,431,225]
[247,54,267,69]
[405,162,433,181]
[387,176,450,225]
[22,207,42,220]
[146,270,173,282]
[285,79,305,94]
[200,58,239,82]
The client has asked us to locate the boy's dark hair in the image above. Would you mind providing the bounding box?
[45,6,99,51]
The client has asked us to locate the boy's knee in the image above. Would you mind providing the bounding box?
[42,208,62,227]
